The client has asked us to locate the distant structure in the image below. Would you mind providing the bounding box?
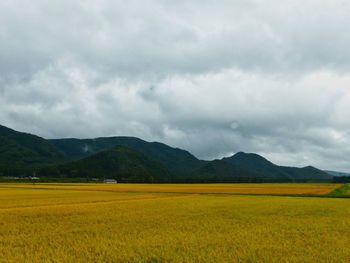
[30,176,40,180]
[104,179,117,184]
[3,176,40,180]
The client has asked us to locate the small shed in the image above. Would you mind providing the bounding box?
[104,179,117,184]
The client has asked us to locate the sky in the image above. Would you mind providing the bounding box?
[1,0,350,171]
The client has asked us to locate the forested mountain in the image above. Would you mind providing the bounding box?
[0,125,64,168]
[279,166,332,182]
[222,152,331,182]
[49,137,202,177]
[222,152,292,181]
[48,146,173,183]
[0,124,333,182]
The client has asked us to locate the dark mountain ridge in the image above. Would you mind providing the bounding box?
[222,152,292,181]
[0,124,332,182]
[52,146,173,183]
[222,152,332,182]
[325,170,350,177]
[49,136,201,177]
[0,125,64,167]
[279,165,332,182]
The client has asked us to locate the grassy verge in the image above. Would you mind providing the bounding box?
[327,184,349,197]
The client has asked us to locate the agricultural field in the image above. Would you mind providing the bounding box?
[0,183,349,263]
[0,182,339,195]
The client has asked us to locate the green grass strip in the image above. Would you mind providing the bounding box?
[327,184,349,197]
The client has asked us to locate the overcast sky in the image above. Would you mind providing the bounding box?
[1,0,350,171]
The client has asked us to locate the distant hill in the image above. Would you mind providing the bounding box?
[279,166,332,182]
[49,137,201,177]
[0,124,334,182]
[190,159,267,183]
[222,152,331,182]
[0,125,64,169]
[325,170,350,177]
[47,146,172,183]
[222,152,292,181]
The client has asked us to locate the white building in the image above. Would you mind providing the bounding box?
[104,179,117,184]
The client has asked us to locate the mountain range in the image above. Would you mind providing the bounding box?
[0,124,334,182]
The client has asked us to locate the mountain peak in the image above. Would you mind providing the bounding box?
[228,152,273,164]
[223,151,291,181]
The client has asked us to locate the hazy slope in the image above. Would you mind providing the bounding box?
[325,170,350,177]
[280,166,332,182]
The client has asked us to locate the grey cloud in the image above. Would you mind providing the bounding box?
[2,0,350,79]
[1,0,350,171]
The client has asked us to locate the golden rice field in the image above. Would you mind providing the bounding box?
[0,183,349,263]
[0,182,339,195]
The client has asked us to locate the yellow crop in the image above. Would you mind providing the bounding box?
[0,183,349,262]
[0,182,338,195]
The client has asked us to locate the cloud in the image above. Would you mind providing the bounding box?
[1,0,350,171]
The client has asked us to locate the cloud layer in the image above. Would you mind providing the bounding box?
[1,0,350,171]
